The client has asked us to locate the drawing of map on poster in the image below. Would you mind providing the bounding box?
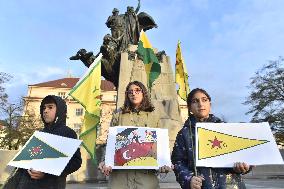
[105,126,171,169]
[114,127,157,166]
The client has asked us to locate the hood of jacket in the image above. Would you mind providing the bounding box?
[40,95,67,129]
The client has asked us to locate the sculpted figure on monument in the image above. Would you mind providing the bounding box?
[106,8,124,40]
[70,0,158,87]
[69,49,95,68]
[100,34,120,87]
[124,6,140,45]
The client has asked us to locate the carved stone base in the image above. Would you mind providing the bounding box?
[116,45,183,150]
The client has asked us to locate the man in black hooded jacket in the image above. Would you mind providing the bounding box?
[3,95,82,189]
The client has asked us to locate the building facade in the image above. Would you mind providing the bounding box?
[23,77,117,181]
[23,77,188,141]
[22,77,188,181]
[23,77,117,137]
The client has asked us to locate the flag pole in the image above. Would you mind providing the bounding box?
[177,40,196,176]
[188,113,197,176]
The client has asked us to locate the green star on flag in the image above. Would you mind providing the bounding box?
[14,136,67,161]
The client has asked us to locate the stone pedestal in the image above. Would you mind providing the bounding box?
[91,45,184,182]
[116,45,183,150]
[0,150,18,184]
[67,146,107,182]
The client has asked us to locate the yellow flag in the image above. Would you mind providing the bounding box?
[175,40,190,101]
[198,127,269,160]
[69,54,102,163]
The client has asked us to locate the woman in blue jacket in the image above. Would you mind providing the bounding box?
[171,88,251,189]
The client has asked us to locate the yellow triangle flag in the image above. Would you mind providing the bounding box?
[175,40,190,101]
[198,127,269,160]
[69,55,101,116]
[80,112,99,162]
[69,54,102,164]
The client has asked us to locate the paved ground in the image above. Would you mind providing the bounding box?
[66,178,284,189]
[1,178,283,189]
[245,178,284,189]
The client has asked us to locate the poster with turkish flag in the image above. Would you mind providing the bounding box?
[105,126,171,169]
[195,122,284,167]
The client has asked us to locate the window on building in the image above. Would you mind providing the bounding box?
[58,92,66,99]
[74,123,82,134]
[75,108,83,116]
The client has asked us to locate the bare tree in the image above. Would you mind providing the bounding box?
[0,103,22,149]
[0,72,11,107]
[244,57,284,144]
[0,101,42,150]
[0,72,43,149]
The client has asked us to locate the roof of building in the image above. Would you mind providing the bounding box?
[30,78,116,91]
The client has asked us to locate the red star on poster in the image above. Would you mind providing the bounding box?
[208,136,223,149]
[28,145,43,157]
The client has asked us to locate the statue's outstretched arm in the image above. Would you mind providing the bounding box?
[135,0,140,14]
[69,55,80,60]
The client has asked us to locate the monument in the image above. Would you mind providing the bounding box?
[70,0,157,87]
[70,0,183,181]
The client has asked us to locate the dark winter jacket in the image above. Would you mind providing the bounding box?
[4,95,82,189]
[171,114,247,189]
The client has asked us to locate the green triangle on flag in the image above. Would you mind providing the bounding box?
[137,30,161,88]
[14,136,68,161]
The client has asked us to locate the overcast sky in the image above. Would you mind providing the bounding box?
[1,0,284,122]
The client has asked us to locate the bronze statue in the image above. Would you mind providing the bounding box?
[106,8,124,40]
[99,34,120,87]
[69,49,95,68]
[124,6,140,45]
[70,0,158,87]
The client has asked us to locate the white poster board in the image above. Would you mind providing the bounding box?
[8,131,82,176]
[105,126,171,169]
[196,122,283,167]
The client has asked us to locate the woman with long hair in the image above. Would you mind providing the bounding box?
[99,81,171,189]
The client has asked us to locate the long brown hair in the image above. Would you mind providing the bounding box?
[121,81,155,113]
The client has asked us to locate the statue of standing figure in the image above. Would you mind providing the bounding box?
[105,0,157,51]
[105,5,141,52]
[70,0,158,87]
[124,6,140,45]
[106,8,124,40]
